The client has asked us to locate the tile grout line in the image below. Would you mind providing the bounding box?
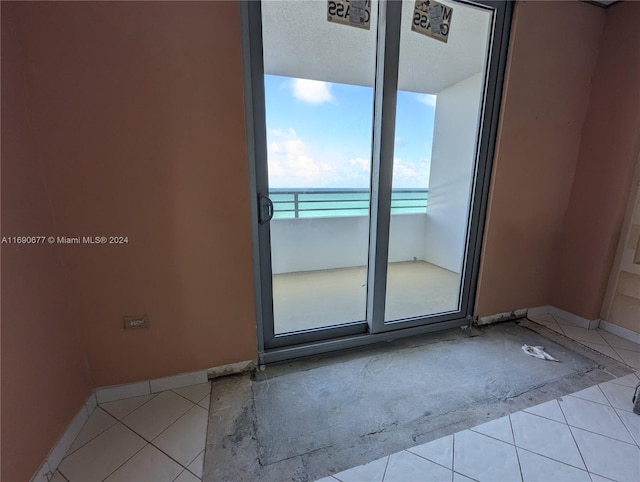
[55,470,70,482]
[170,385,210,406]
[567,400,637,448]
[508,416,524,482]
[381,453,391,482]
[144,398,208,475]
[589,472,617,482]
[610,345,639,369]
[601,383,640,447]
[598,330,618,354]
[101,391,161,422]
[58,423,148,482]
[468,427,515,446]
[608,375,640,388]
[61,406,119,459]
[182,448,205,479]
[450,434,455,482]
[564,422,638,447]
[106,384,209,474]
[521,400,568,424]
[564,384,638,445]
[96,438,149,482]
[193,392,212,476]
[121,395,197,444]
[149,403,203,443]
[613,408,640,448]
[549,314,571,337]
[105,396,204,473]
[406,447,454,473]
[558,398,590,474]
[566,392,616,409]
[528,317,563,335]
[148,441,198,477]
[608,342,629,364]
[515,445,593,474]
[599,331,640,365]
[450,456,453,482]
[452,471,479,482]
[451,432,456,479]
[599,330,640,353]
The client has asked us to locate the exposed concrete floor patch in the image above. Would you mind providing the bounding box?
[203,322,631,482]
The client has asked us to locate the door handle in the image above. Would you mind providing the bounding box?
[258,193,274,225]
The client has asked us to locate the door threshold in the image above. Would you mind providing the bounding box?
[260,317,469,364]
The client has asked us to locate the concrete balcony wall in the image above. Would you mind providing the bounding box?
[270,213,428,274]
[423,73,483,273]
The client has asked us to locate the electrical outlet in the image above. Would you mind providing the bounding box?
[123,314,149,330]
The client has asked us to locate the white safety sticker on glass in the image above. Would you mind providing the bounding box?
[327,0,372,30]
[412,0,453,43]
[349,0,367,25]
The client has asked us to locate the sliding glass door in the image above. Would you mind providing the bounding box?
[383,1,492,326]
[261,1,379,336]
[242,0,512,353]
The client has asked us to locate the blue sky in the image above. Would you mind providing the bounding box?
[264,74,436,189]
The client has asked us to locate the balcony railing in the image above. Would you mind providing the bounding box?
[270,188,428,219]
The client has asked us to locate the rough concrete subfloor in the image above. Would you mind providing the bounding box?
[203,321,632,482]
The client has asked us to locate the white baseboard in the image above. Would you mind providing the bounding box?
[549,306,600,330]
[599,319,640,344]
[479,305,601,331]
[526,307,639,344]
[150,370,209,393]
[95,359,254,403]
[95,380,152,404]
[527,305,551,317]
[31,393,97,482]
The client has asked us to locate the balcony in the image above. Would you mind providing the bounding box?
[269,188,463,333]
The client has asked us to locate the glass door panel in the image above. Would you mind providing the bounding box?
[261,1,379,334]
[384,0,493,323]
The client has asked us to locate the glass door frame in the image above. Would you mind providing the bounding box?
[241,0,513,360]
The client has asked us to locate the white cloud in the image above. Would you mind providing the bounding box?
[349,157,370,173]
[416,94,437,109]
[267,128,336,187]
[392,157,430,187]
[286,78,336,105]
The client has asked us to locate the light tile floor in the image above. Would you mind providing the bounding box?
[315,314,640,482]
[317,372,640,482]
[526,313,640,369]
[51,382,211,482]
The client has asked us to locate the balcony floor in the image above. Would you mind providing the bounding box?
[273,260,459,334]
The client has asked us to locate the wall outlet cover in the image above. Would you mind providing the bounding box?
[123,314,149,330]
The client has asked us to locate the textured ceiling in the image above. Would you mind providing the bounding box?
[262,0,492,94]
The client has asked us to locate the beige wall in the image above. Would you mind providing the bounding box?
[476,1,605,316]
[551,1,640,321]
[1,4,92,480]
[3,2,257,476]
[9,1,258,389]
